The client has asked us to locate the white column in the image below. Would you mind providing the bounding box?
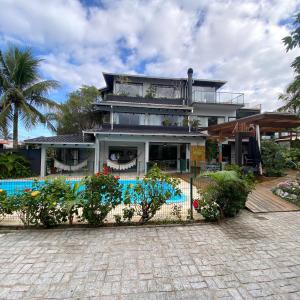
[145,141,149,174]
[94,137,100,173]
[110,106,114,130]
[186,143,190,172]
[177,144,181,171]
[256,124,263,175]
[40,145,46,178]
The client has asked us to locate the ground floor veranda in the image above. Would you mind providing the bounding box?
[39,134,207,177]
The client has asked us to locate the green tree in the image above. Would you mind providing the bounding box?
[0,46,59,148]
[56,85,102,134]
[279,13,300,114]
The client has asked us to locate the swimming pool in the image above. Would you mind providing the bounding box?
[0,179,186,203]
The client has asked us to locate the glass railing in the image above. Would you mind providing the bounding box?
[192,91,244,105]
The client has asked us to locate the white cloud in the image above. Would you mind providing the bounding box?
[0,0,299,113]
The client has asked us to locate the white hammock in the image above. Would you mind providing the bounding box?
[54,159,88,172]
[107,158,136,170]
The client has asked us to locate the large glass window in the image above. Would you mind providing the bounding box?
[114,113,145,125]
[148,114,184,126]
[152,85,177,98]
[115,82,143,97]
[192,86,216,103]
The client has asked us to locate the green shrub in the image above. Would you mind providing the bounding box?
[261,140,286,176]
[11,189,40,226]
[200,170,252,218]
[194,198,220,221]
[11,178,81,227]
[0,153,31,179]
[0,189,13,221]
[124,165,181,223]
[80,173,122,226]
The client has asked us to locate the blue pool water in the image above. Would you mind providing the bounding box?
[0,179,185,203]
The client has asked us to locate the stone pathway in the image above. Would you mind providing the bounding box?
[0,210,300,299]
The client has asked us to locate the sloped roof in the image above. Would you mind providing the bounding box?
[25,134,95,144]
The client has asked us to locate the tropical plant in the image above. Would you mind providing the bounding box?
[162,117,171,126]
[11,178,81,227]
[55,85,102,134]
[279,13,300,115]
[80,173,122,226]
[124,165,181,223]
[261,140,286,176]
[199,170,252,218]
[0,46,60,148]
[0,189,12,221]
[144,85,156,98]
[0,152,31,179]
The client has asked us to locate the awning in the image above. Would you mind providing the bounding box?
[206,112,300,138]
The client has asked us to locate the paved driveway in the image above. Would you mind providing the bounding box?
[0,210,300,300]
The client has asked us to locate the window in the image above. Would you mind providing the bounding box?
[208,116,218,126]
[114,113,145,125]
[152,84,176,98]
[115,82,143,97]
[148,114,184,126]
[192,86,216,103]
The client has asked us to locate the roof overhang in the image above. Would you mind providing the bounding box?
[206,112,300,138]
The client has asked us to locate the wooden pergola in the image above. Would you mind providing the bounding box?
[204,112,300,173]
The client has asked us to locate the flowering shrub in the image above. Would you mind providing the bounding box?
[193,199,220,221]
[272,177,300,206]
[80,173,122,226]
[124,165,181,223]
[0,189,12,221]
[198,171,253,218]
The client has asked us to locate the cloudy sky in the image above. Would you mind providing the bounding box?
[0,0,299,139]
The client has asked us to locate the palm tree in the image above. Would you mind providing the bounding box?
[0,46,59,148]
[278,75,300,114]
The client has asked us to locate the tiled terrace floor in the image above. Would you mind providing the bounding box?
[0,210,300,299]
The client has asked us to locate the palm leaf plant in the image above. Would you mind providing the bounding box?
[0,46,60,148]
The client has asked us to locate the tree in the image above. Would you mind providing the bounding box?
[0,46,59,148]
[56,85,102,134]
[279,13,300,114]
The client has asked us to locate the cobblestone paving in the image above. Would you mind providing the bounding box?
[0,210,300,299]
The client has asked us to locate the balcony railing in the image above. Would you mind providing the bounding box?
[192,91,244,105]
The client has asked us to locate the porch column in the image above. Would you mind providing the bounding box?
[40,145,46,178]
[145,141,149,174]
[186,143,190,172]
[177,144,180,172]
[94,137,100,173]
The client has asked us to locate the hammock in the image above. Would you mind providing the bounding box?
[54,159,88,172]
[107,158,136,170]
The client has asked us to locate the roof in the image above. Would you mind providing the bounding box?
[0,139,10,145]
[101,72,226,91]
[207,112,300,137]
[25,134,95,145]
[83,124,206,137]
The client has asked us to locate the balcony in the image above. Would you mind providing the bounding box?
[105,94,185,106]
[192,91,244,105]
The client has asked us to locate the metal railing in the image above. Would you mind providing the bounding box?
[192,91,244,105]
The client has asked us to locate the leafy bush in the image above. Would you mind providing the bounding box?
[124,165,181,223]
[11,189,40,226]
[11,178,81,227]
[261,140,286,176]
[80,173,122,226]
[0,153,31,179]
[193,198,219,221]
[199,171,252,218]
[0,189,13,221]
